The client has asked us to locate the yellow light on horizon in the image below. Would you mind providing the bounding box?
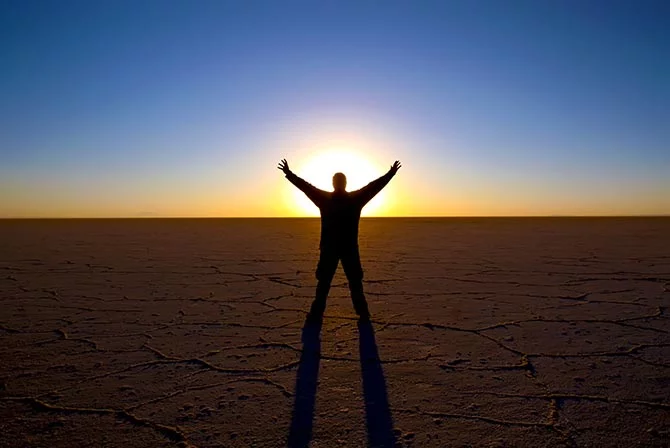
[289,150,389,216]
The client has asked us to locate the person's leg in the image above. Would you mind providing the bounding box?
[341,247,370,318]
[310,250,339,319]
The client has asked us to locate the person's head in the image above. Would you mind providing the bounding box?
[332,172,347,192]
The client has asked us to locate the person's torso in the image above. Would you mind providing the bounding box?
[318,193,362,249]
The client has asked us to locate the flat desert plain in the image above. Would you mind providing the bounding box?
[1,217,669,448]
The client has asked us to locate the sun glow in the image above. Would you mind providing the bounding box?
[289,150,389,216]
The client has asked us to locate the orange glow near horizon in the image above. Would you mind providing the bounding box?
[285,150,392,217]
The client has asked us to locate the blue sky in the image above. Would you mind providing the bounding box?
[1,0,668,216]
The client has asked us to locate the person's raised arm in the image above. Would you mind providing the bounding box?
[353,160,401,206]
[277,158,327,206]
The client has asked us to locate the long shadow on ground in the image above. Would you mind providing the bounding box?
[287,317,396,447]
[359,319,397,448]
[287,317,322,448]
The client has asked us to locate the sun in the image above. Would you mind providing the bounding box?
[289,150,389,216]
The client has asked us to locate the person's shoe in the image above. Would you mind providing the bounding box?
[358,314,371,323]
[305,311,323,325]
[308,299,325,315]
[356,308,371,322]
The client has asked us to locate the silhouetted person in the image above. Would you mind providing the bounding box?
[278,158,401,321]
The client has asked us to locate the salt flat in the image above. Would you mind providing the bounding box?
[1,218,669,447]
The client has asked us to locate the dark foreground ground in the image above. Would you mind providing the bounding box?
[1,218,669,447]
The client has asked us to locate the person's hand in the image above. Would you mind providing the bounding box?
[277,158,291,175]
[390,160,402,174]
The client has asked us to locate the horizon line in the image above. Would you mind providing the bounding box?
[1,215,669,220]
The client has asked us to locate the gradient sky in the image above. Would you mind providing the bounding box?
[1,0,668,217]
